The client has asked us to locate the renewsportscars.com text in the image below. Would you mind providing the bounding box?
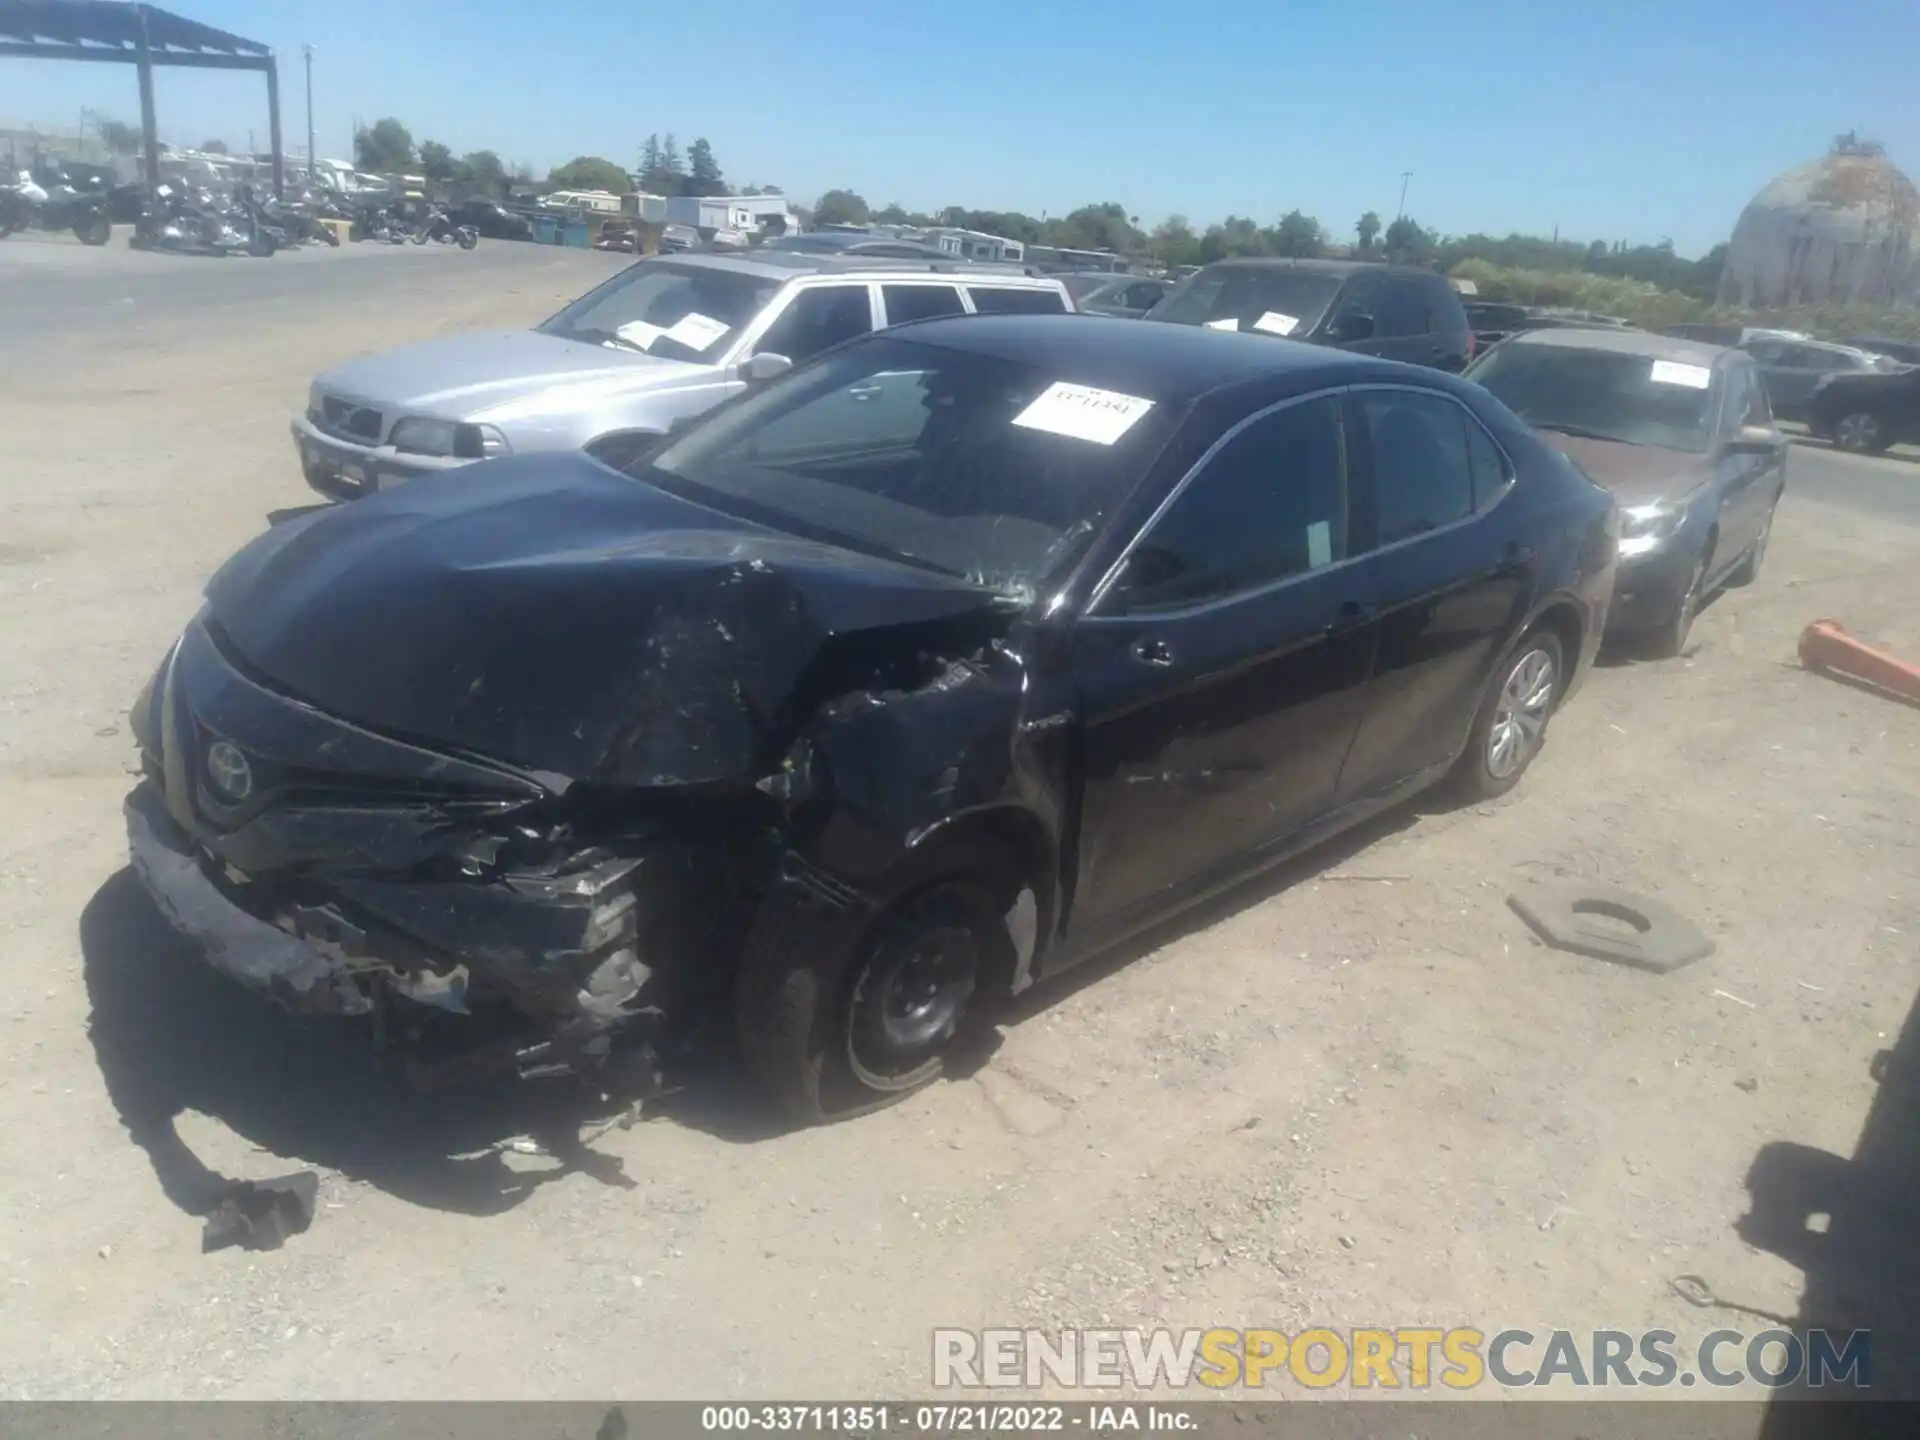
[931,1327,1871,1391]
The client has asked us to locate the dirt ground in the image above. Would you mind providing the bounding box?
[1,239,1916,1409]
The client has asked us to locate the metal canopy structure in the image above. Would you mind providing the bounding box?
[0,0,282,196]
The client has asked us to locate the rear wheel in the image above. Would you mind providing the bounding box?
[1834,411,1888,454]
[74,211,111,246]
[1449,629,1564,802]
[736,865,1007,1123]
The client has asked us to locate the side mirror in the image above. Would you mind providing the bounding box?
[744,352,793,383]
[1725,424,1782,455]
[1330,313,1376,343]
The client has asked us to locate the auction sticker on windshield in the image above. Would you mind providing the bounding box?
[1253,311,1299,336]
[1204,318,1239,332]
[1649,360,1712,389]
[615,319,666,349]
[1013,382,1155,445]
[666,312,731,351]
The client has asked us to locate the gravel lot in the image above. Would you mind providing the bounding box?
[1,237,1916,1409]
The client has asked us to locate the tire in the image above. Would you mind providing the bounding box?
[736,865,1008,1123]
[1833,411,1886,454]
[246,230,276,258]
[1643,549,1708,660]
[1449,627,1566,802]
[457,230,478,250]
[322,227,340,248]
[1729,493,1778,587]
[411,230,429,246]
[75,212,111,246]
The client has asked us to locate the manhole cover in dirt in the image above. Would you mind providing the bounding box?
[1507,884,1714,973]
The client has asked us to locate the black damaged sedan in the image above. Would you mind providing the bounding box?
[127,315,1616,1121]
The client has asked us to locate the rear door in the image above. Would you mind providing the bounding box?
[1335,385,1530,800]
[1071,393,1380,942]
[878,282,967,326]
[1711,360,1772,570]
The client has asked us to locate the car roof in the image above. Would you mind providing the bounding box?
[884,313,1392,403]
[1198,257,1439,280]
[1500,326,1731,367]
[650,251,1057,284]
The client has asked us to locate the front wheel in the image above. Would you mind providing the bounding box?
[75,211,111,246]
[1834,411,1889,454]
[736,873,1005,1123]
[1449,628,1565,802]
[457,229,478,250]
[1643,551,1708,660]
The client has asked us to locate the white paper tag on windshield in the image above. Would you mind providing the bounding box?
[1307,521,1333,568]
[614,319,665,350]
[1649,360,1712,389]
[1012,382,1155,445]
[1253,311,1299,336]
[1204,317,1240,332]
[665,312,731,352]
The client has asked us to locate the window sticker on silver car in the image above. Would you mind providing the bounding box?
[665,312,732,352]
[1649,360,1712,389]
[1253,311,1299,336]
[615,319,666,349]
[1204,318,1239,332]
[1011,382,1155,445]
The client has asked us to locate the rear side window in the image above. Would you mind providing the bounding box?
[882,285,966,325]
[1373,278,1424,338]
[755,285,873,363]
[968,286,1067,315]
[1423,279,1469,335]
[1354,390,1476,545]
[1105,397,1347,614]
[1463,414,1511,509]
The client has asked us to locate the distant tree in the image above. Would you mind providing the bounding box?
[1046,202,1143,255]
[1383,215,1431,263]
[871,202,914,224]
[1152,215,1201,269]
[813,189,870,226]
[548,155,631,192]
[354,117,415,173]
[661,134,685,181]
[97,119,141,155]
[418,140,455,184]
[198,138,228,155]
[640,134,664,178]
[1269,209,1325,258]
[639,134,681,195]
[458,150,509,198]
[1198,215,1268,264]
[685,137,727,197]
[1355,210,1382,252]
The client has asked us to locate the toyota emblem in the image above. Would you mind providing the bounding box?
[205,740,253,801]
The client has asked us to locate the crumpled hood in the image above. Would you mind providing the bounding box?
[314,329,702,422]
[204,456,1010,786]
[1534,430,1708,507]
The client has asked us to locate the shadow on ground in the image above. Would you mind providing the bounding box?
[1749,984,1920,1435]
[81,787,1434,1217]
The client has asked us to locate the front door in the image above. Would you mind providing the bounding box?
[1336,386,1530,797]
[1070,393,1380,944]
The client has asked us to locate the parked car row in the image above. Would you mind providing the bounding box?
[127,244,1793,1124]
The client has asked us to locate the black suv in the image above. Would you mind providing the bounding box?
[1145,258,1477,371]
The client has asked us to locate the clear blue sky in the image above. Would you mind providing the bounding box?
[4,0,1914,256]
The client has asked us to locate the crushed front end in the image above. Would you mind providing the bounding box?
[125,616,737,1092]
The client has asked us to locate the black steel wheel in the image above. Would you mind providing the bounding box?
[736,866,1008,1124]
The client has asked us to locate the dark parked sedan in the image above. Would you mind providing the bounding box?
[1062,272,1169,318]
[1468,328,1785,657]
[125,316,1613,1122]
[1806,363,1920,453]
[451,199,535,241]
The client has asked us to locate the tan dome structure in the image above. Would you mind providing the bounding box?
[1717,134,1919,309]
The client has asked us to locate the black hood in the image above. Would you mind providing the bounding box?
[206,456,1010,787]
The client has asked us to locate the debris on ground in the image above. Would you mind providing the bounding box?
[1506,884,1715,973]
[200,1171,320,1253]
[1798,618,1920,706]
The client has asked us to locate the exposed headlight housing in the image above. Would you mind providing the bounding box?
[1616,502,1683,559]
[389,418,511,459]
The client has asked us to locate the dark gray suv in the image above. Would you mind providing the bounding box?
[1146,258,1477,371]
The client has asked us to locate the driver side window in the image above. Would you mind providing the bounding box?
[1104,397,1348,615]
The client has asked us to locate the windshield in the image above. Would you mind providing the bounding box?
[1468,343,1719,452]
[537,260,780,363]
[631,336,1177,599]
[1146,266,1342,334]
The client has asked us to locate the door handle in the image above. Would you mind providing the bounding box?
[847,384,882,402]
[1330,599,1377,631]
[1505,541,1534,563]
[1129,636,1175,667]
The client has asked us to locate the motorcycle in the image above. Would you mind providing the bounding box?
[412,206,479,249]
[128,183,274,257]
[0,169,113,245]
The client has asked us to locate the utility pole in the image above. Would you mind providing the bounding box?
[303,44,316,189]
[1397,171,1413,220]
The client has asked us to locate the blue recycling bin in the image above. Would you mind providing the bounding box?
[562,219,591,248]
[531,214,559,245]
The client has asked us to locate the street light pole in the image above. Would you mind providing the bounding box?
[303,44,316,190]
[1397,171,1413,220]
